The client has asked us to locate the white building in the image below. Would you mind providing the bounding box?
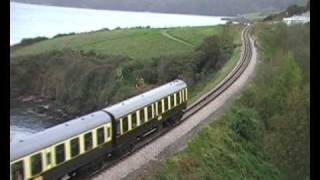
[283,11,310,25]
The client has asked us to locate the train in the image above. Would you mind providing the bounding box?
[10,79,188,180]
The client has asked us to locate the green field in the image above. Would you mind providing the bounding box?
[166,26,223,47]
[11,26,223,59]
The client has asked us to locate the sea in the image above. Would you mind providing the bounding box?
[10,2,228,45]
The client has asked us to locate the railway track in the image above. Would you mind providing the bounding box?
[182,25,252,120]
[74,25,253,180]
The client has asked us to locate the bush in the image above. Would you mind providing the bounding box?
[53,32,76,39]
[229,108,262,142]
[196,34,232,73]
[12,36,49,48]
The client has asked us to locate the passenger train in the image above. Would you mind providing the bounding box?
[10,79,188,180]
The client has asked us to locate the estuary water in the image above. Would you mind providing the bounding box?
[10,2,227,45]
[10,110,53,142]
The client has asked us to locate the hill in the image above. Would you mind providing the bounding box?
[11,26,223,59]
[11,0,306,16]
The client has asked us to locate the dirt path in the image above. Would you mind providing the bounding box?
[92,27,258,180]
[160,29,195,48]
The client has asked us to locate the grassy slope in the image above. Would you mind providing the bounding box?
[156,109,282,180]
[11,26,221,60]
[166,26,223,47]
[254,23,310,180]
[154,23,309,180]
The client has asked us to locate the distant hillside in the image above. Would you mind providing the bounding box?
[11,0,306,16]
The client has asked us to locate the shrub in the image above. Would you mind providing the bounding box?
[229,107,262,143]
[52,32,76,39]
[12,36,48,48]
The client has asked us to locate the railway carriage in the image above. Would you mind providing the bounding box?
[104,79,188,154]
[10,111,113,180]
[10,79,188,180]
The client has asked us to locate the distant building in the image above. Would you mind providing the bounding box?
[223,16,250,25]
[283,11,310,25]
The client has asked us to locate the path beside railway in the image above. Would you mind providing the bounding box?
[92,26,257,180]
[160,29,195,47]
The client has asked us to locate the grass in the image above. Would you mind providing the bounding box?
[11,26,224,60]
[166,25,223,47]
[156,108,282,180]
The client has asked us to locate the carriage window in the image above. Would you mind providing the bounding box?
[107,127,111,138]
[140,109,145,123]
[182,90,185,102]
[46,152,51,165]
[164,97,169,111]
[185,89,188,100]
[31,153,42,176]
[177,92,181,105]
[116,121,120,136]
[122,117,129,133]
[11,161,24,180]
[55,144,65,164]
[147,106,153,120]
[170,95,175,108]
[84,132,93,151]
[157,101,162,114]
[97,127,105,145]
[70,138,80,158]
[132,113,137,128]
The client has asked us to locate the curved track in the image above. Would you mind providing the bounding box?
[182,25,252,120]
[74,25,253,180]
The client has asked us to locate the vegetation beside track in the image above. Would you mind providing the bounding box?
[11,25,241,121]
[155,23,309,180]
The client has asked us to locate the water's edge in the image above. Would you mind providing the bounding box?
[11,2,227,45]
[10,110,54,142]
